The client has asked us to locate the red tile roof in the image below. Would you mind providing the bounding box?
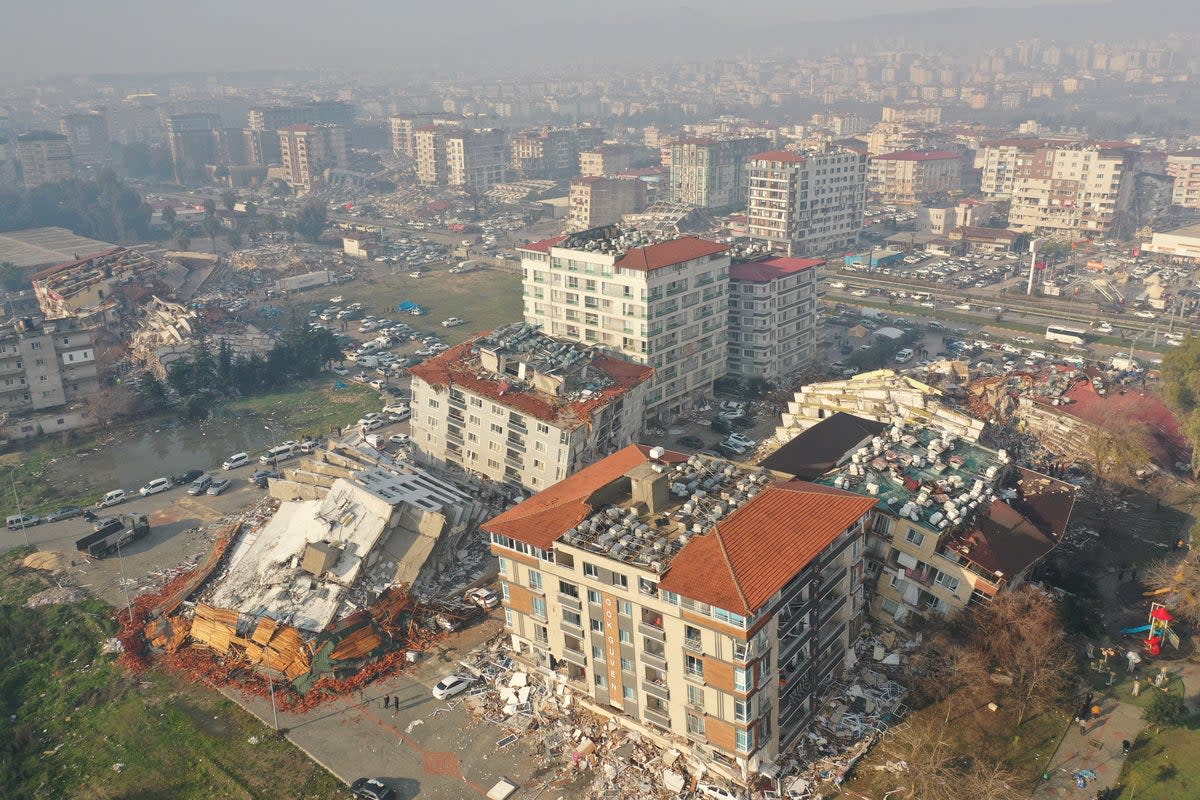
[518,235,569,254]
[659,481,876,615]
[730,256,824,283]
[1051,378,1187,467]
[873,149,961,162]
[407,334,653,430]
[483,445,688,550]
[750,150,807,163]
[615,237,728,271]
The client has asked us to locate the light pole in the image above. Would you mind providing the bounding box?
[114,533,134,624]
[265,659,280,733]
[9,469,28,547]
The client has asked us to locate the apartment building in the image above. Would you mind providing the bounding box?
[519,228,730,421]
[0,317,99,417]
[165,113,222,184]
[15,132,75,188]
[58,112,110,165]
[727,256,821,381]
[761,413,1075,629]
[408,325,653,491]
[246,101,354,166]
[1166,150,1200,209]
[567,177,646,231]
[277,124,348,192]
[668,137,770,210]
[579,145,635,177]
[388,112,460,158]
[867,150,963,203]
[880,105,942,125]
[745,146,867,257]
[1006,142,1135,237]
[485,445,876,785]
[510,127,604,180]
[413,127,508,192]
[915,199,994,235]
[977,138,1075,198]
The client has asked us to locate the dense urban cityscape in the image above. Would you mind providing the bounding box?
[2,2,1200,799]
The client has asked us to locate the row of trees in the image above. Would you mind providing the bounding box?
[139,320,343,419]
[1160,335,1200,477]
[0,170,153,242]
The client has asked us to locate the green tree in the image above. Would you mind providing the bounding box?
[202,215,222,253]
[220,190,236,211]
[160,205,176,228]
[0,261,25,292]
[226,228,243,249]
[172,227,191,251]
[1162,335,1200,476]
[201,198,216,216]
[243,201,257,216]
[137,373,169,410]
[1144,690,1188,729]
[294,201,327,243]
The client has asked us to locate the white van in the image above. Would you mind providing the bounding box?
[139,477,171,496]
[260,443,296,464]
[222,452,250,470]
[894,348,915,364]
[7,513,40,530]
[96,489,127,508]
[364,433,385,449]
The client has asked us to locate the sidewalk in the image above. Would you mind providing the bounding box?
[1033,695,1142,798]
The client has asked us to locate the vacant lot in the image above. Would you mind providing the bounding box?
[264,263,524,345]
[0,548,345,800]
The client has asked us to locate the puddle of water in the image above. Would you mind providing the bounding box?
[45,411,288,493]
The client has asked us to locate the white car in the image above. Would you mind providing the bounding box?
[464,587,500,609]
[850,289,869,297]
[1014,336,1035,345]
[697,784,742,800]
[361,418,384,431]
[828,280,846,289]
[441,317,465,328]
[1134,310,1156,319]
[331,366,349,376]
[382,403,409,415]
[139,477,171,496]
[432,674,474,700]
[388,433,411,446]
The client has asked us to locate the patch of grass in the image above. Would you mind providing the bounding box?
[1115,714,1200,799]
[0,548,345,800]
[0,431,113,518]
[220,379,380,438]
[263,265,523,345]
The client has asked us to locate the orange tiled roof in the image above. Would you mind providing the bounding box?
[615,237,728,271]
[518,235,568,253]
[659,481,876,615]
[730,256,823,283]
[483,445,687,550]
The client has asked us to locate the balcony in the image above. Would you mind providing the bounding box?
[561,618,584,638]
[448,395,466,410]
[644,707,671,730]
[561,646,587,667]
[638,619,665,641]
[683,637,702,653]
[506,438,526,454]
[642,648,667,669]
[642,679,670,701]
[558,592,581,611]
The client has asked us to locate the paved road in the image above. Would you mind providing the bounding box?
[226,617,551,800]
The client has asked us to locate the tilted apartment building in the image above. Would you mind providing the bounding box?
[407,324,653,492]
[726,256,822,382]
[485,445,876,785]
[519,227,730,421]
[0,317,99,419]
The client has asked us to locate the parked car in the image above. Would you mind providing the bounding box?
[388,433,411,446]
[349,777,397,800]
[726,433,756,450]
[187,474,213,496]
[251,470,279,489]
[441,317,465,327]
[172,469,204,486]
[222,452,250,470]
[6,513,41,531]
[46,505,84,523]
[432,674,474,700]
[330,365,349,376]
[382,403,409,414]
[697,783,743,800]
[360,418,384,431]
[677,434,705,449]
[139,477,172,496]
[206,477,232,496]
[464,587,500,609]
[96,489,128,508]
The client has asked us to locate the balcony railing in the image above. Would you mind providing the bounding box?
[638,620,665,641]
[683,637,702,653]
[642,649,667,669]
[644,707,671,729]
[642,679,670,701]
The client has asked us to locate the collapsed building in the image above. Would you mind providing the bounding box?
[775,370,985,444]
[129,295,275,378]
[31,247,161,327]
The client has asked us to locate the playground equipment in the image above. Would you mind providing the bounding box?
[1122,603,1176,656]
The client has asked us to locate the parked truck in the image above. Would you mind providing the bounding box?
[74,513,150,558]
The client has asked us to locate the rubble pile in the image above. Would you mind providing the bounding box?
[24,585,86,607]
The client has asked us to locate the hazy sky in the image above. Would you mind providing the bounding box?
[0,0,1115,76]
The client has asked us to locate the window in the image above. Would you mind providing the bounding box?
[611,572,628,590]
[504,608,513,627]
[427,398,439,408]
[487,458,499,469]
[584,562,599,578]
[734,666,750,692]
[592,645,604,661]
[686,713,705,736]
[563,609,581,627]
[872,514,890,535]
[590,618,604,632]
[501,583,510,601]
[618,600,632,616]
[498,557,509,575]
[684,653,704,679]
[734,698,751,722]
[531,597,547,619]
[559,580,579,598]
[587,588,601,605]
[594,672,606,688]
[687,684,704,707]
[536,422,550,434]
[528,570,543,590]
[621,656,633,673]
[905,529,925,547]
[490,422,503,434]
[619,628,632,644]
[470,397,483,407]
[736,728,754,753]
[29,342,40,350]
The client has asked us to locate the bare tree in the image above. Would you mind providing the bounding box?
[85,385,138,428]
[875,712,1024,800]
[1081,409,1152,489]
[1144,553,1200,625]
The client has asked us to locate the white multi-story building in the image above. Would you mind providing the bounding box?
[567,177,646,231]
[1167,150,1200,209]
[727,256,822,381]
[413,126,508,192]
[746,146,867,257]
[1005,141,1135,237]
[519,228,730,421]
[867,150,963,203]
[277,124,348,192]
[408,325,653,492]
[486,445,877,786]
[668,137,769,210]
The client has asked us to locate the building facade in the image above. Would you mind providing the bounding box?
[510,127,603,180]
[579,145,634,177]
[1006,142,1135,236]
[668,137,770,210]
[277,124,348,192]
[15,132,75,188]
[520,228,730,420]
[727,256,822,381]
[746,147,867,257]
[1166,150,1200,209]
[0,317,99,416]
[567,177,647,231]
[166,113,222,184]
[388,112,460,158]
[445,128,508,192]
[58,112,110,165]
[246,101,354,166]
[408,326,653,491]
[486,445,876,785]
[867,150,963,203]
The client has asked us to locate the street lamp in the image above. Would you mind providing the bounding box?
[114,533,134,625]
[9,468,28,547]
[264,659,280,733]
